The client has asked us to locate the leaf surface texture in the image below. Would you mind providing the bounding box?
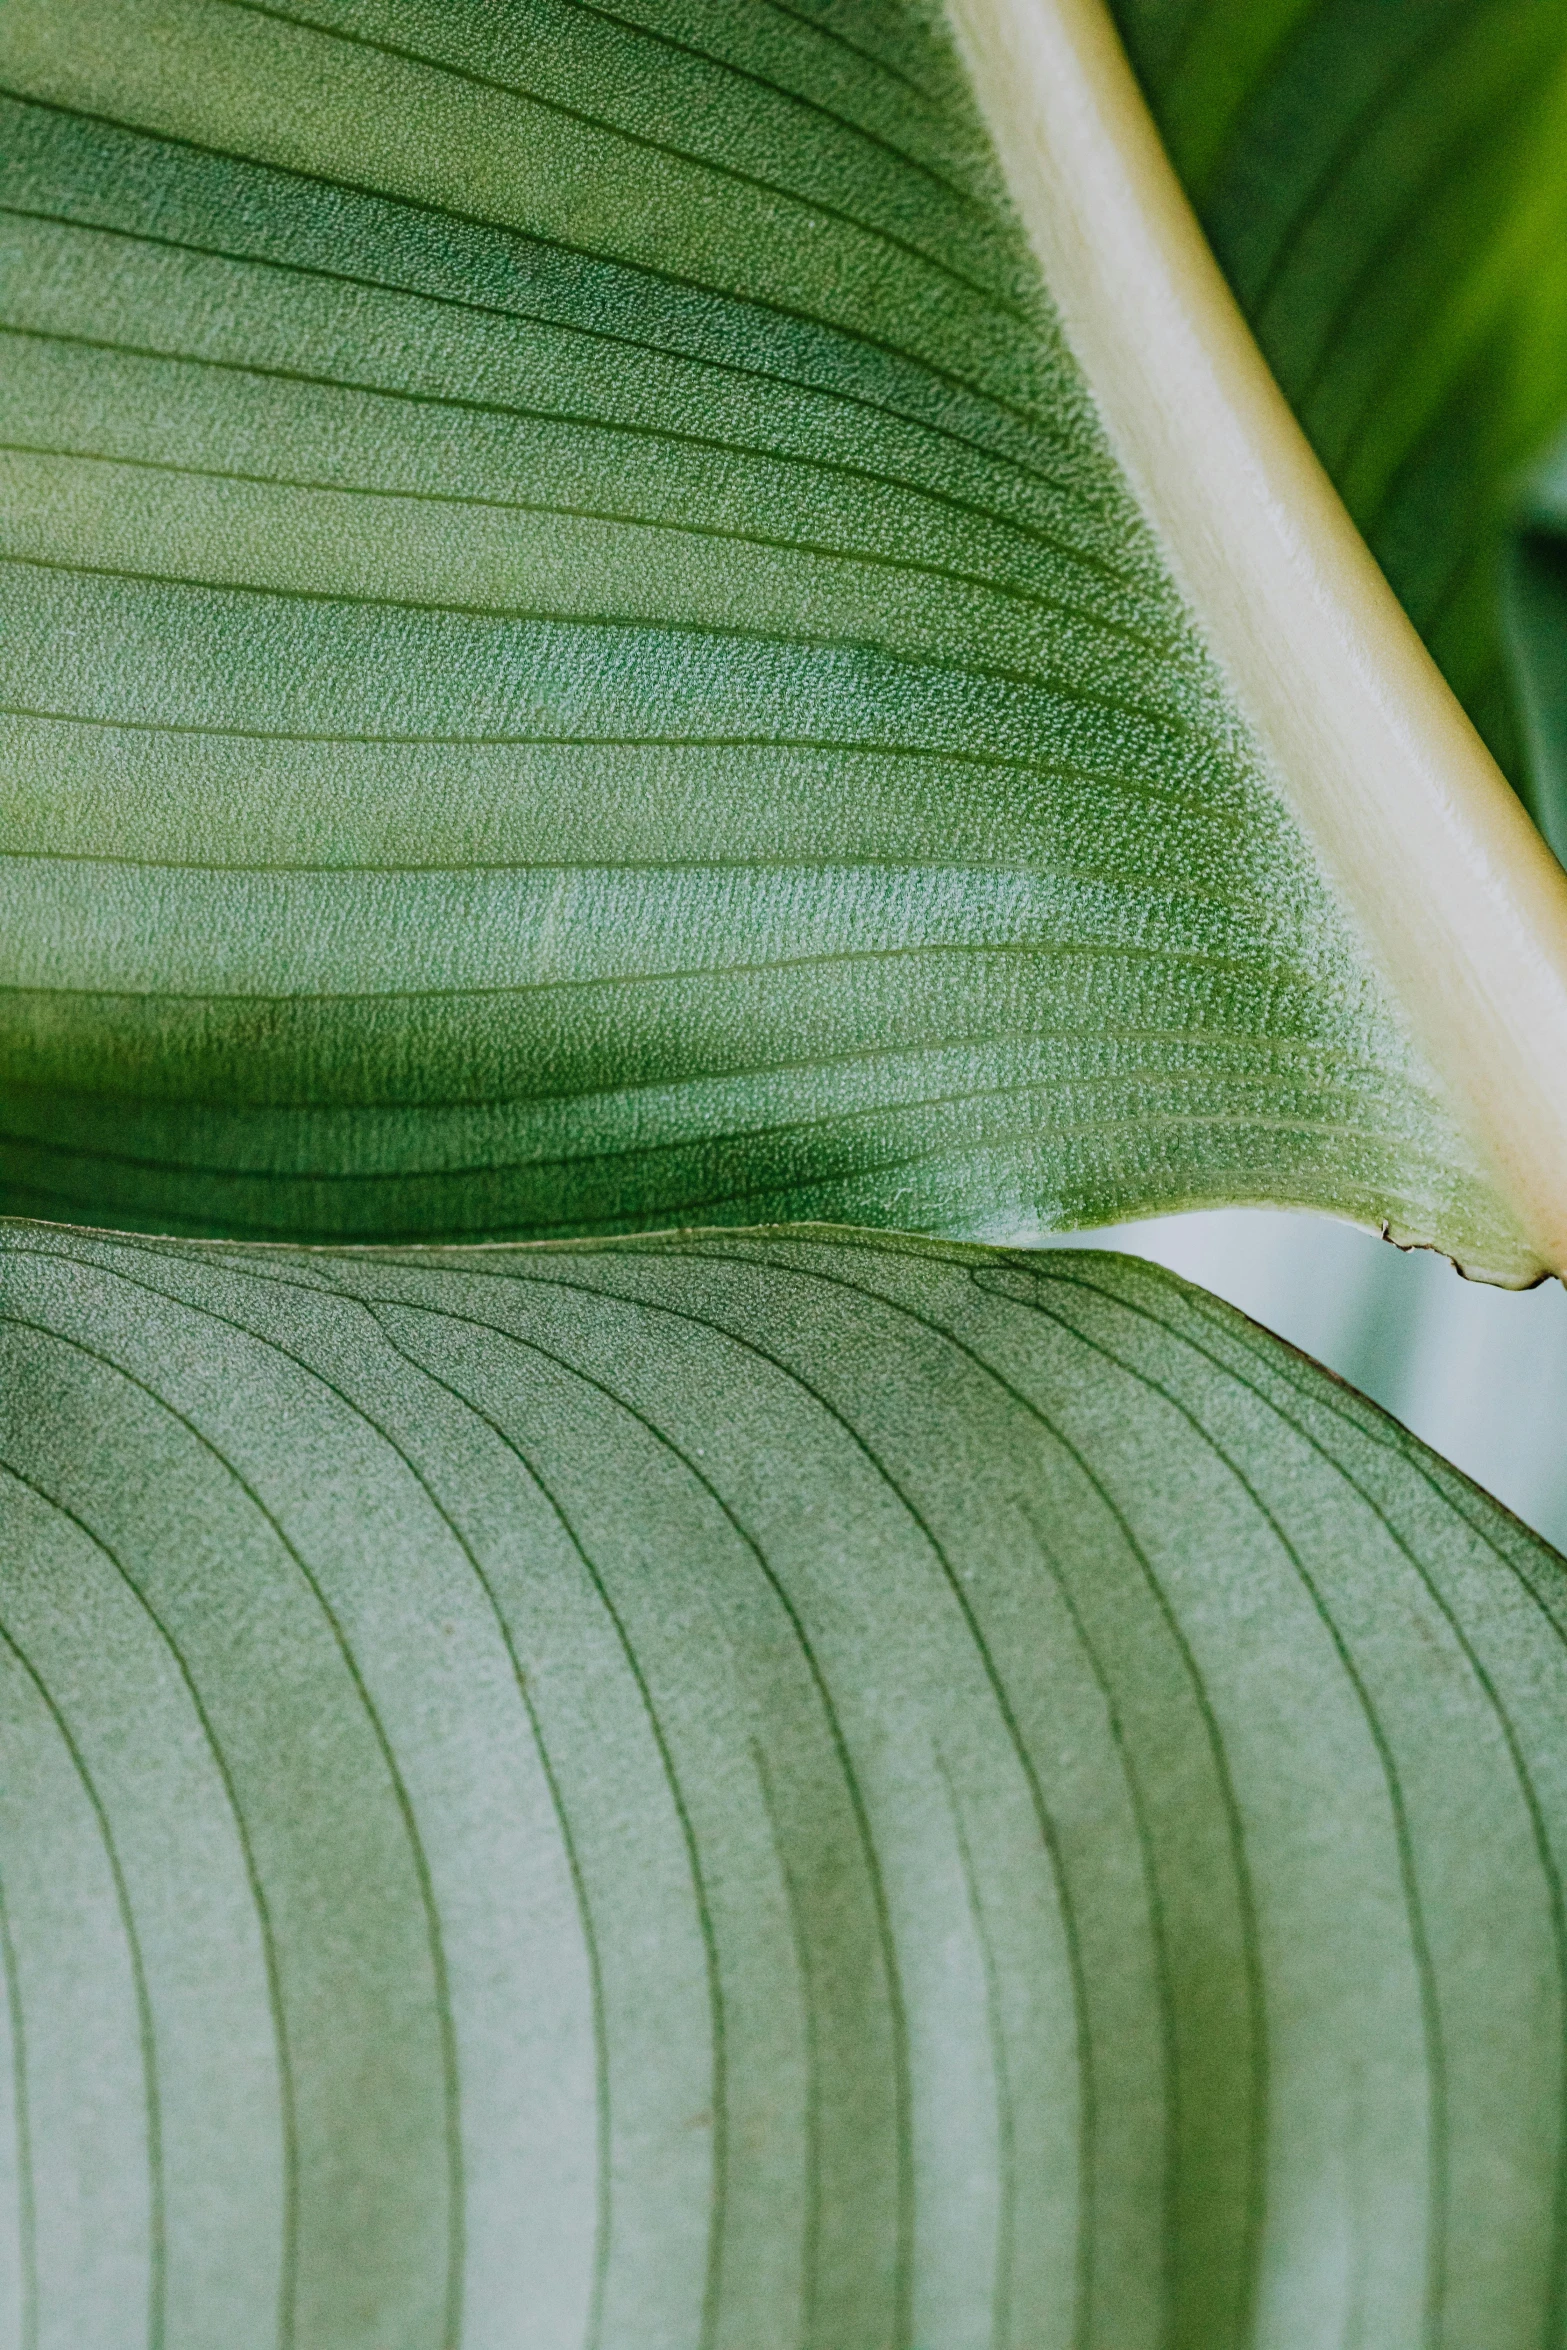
[0,0,1536,1271]
[2,1221,1566,2347]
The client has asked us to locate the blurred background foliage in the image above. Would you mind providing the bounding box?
[1112,0,1567,807]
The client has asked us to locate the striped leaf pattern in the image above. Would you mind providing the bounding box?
[0,0,1531,1270]
[4,1223,1567,2348]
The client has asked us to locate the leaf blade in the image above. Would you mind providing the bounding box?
[4,1218,1567,2345]
[0,0,1555,1271]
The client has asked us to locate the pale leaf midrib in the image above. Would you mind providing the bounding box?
[948,0,1567,1281]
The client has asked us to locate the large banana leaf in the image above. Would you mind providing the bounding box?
[1114,0,1567,791]
[11,8,1567,2340]
[6,1219,1567,2349]
[6,0,1567,1275]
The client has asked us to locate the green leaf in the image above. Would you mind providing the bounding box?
[13,18,1567,2347]
[4,1218,1567,2347]
[1113,0,1567,790]
[1508,430,1567,862]
[5,0,1567,1276]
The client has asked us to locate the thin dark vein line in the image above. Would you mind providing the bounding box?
[0,1067,1418,1201]
[0,90,1072,458]
[363,1265,1082,2350]
[0,1114,1456,1265]
[1148,0,1221,115]
[749,1737,820,2348]
[0,697,1120,769]
[0,437,1180,664]
[0,1118,1448,1250]
[1391,516,1496,670]
[1225,1286,1567,1508]
[1421,551,1500,678]
[498,0,983,213]
[623,1231,1267,2348]
[0,841,1265,894]
[1025,1260,1451,2345]
[0,1829,36,2350]
[0,699,1203,809]
[0,839,1284,924]
[1289,50,1545,449]
[0,1608,165,2347]
[0,1141,1435,1250]
[0,1285,467,2349]
[934,1748,1017,2350]
[746,0,944,108]
[1350,354,1552,582]
[0,933,1330,1017]
[209,0,1029,322]
[319,1313,616,2350]
[0,190,1099,518]
[1014,1496,1183,2346]
[1352,420,1480,606]
[0,1017,1394,1155]
[348,1285,898,2350]
[0,552,1218,752]
[1123,1266,1567,2345]
[0,1435,301,2350]
[1297,151,1562,553]
[0,316,1159,605]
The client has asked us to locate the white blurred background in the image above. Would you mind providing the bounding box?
[1045,1210,1567,1554]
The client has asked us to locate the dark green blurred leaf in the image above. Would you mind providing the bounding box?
[1114,0,1567,791]
[1506,429,1567,862]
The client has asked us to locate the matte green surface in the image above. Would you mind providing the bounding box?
[3,1220,1567,2348]
[1113,0,1567,790]
[0,0,1531,1268]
